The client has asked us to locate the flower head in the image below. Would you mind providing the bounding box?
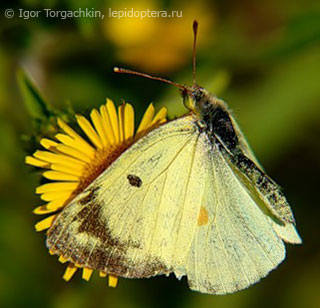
[26,99,167,286]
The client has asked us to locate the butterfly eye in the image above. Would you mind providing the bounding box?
[183,92,196,111]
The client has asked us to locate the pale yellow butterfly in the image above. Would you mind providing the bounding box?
[47,21,301,294]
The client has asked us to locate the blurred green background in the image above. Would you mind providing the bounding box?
[0,0,320,307]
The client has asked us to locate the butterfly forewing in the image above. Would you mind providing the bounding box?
[47,115,204,278]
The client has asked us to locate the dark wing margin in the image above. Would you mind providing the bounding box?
[218,143,295,225]
[47,188,171,278]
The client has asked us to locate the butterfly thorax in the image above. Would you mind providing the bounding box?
[183,86,240,153]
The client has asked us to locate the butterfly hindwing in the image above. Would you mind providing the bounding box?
[186,137,286,294]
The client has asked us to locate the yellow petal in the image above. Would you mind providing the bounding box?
[57,118,81,140]
[76,115,103,149]
[36,182,79,194]
[100,105,116,144]
[63,264,78,281]
[136,103,155,135]
[91,109,109,147]
[55,133,95,159]
[59,255,68,263]
[99,271,107,278]
[56,144,91,163]
[124,103,134,141]
[151,107,167,126]
[40,191,73,202]
[46,198,68,210]
[33,205,60,215]
[35,215,57,231]
[51,164,83,177]
[33,199,67,215]
[40,139,59,151]
[118,104,125,143]
[108,275,118,288]
[43,171,80,182]
[34,151,86,168]
[106,99,119,143]
[82,268,93,281]
[25,156,50,168]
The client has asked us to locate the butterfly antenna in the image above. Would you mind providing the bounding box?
[113,67,187,91]
[192,20,198,86]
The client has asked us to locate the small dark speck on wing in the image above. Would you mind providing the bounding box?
[127,174,142,187]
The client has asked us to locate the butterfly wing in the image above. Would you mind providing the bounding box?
[47,113,297,292]
[186,137,286,294]
[229,114,301,244]
[47,115,208,278]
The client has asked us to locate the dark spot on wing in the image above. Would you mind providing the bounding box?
[77,202,109,243]
[127,174,142,187]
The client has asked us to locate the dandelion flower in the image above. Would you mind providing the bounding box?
[26,98,167,287]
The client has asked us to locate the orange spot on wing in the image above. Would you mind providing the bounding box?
[197,206,208,226]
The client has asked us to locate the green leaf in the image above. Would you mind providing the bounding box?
[17,68,53,120]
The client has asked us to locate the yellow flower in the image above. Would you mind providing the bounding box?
[26,98,167,286]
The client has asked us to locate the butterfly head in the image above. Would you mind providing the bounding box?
[114,20,218,116]
[181,86,212,114]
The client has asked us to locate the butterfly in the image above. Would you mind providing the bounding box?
[46,21,301,294]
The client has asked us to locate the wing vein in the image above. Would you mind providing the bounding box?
[100,131,194,191]
[220,196,252,286]
[207,148,229,293]
[220,156,282,267]
[172,133,200,258]
[147,172,168,253]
